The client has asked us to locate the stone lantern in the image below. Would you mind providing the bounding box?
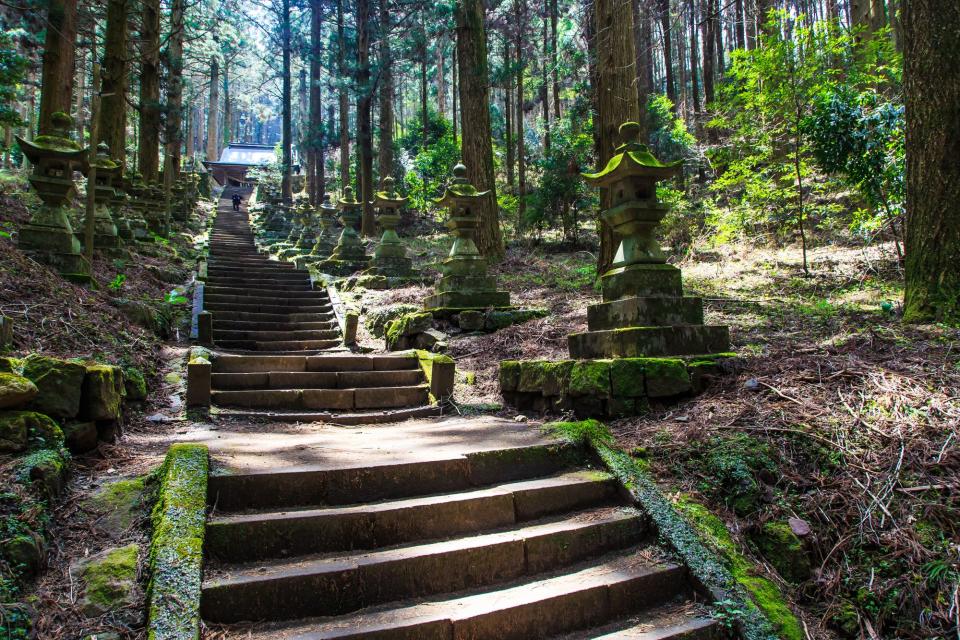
[423,163,510,310]
[567,121,730,358]
[365,177,415,277]
[297,194,339,269]
[315,186,369,276]
[123,174,153,241]
[280,199,318,259]
[82,142,122,253]
[15,112,89,278]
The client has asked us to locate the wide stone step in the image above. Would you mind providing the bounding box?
[207,443,581,512]
[205,288,325,300]
[213,328,340,342]
[211,369,424,390]
[208,311,335,324]
[211,384,429,410]
[203,303,332,315]
[205,470,620,562]
[205,293,328,306]
[561,611,719,639]
[211,353,420,373]
[214,338,343,352]
[212,320,337,332]
[230,552,687,639]
[210,404,443,426]
[205,277,314,289]
[201,507,648,623]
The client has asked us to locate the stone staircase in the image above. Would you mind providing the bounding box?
[200,441,720,639]
[199,193,439,421]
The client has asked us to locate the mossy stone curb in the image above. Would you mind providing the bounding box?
[147,443,208,640]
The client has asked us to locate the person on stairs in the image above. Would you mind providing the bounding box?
[232,193,242,211]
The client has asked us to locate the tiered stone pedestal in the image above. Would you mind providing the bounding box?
[313,188,369,276]
[294,196,339,270]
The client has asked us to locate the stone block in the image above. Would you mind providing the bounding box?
[0,315,13,348]
[186,358,212,407]
[499,361,520,392]
[414,328,448,350]
[6,531,46,576]
[73,544,141,623]
[198,311,213,346]
[0,373,38,409]
[586,296,704,331]
[457,310,485,332]
[302,388,354,410]
[21,354,86,419]
[542,361,575,397]
[600,263,683,302]
[610,359,646,397]
[63,421,99,453]
[423,290,511,310]
[568,325,731,359]
[517,361,549,393]
[343,311,359,345]
[606,397,636,418]
[643,358,692,398]
[81,365,126,421]
[122,367,148,402]
[416,351,455,401]
[568,360,612,397]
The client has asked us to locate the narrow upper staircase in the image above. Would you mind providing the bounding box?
[199,437,721,639]
[201,191,437,421]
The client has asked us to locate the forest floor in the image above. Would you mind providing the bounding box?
[3,175,956,640]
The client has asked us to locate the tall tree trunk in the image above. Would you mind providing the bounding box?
[419,11,428,146]
[99,0,128,164]
[504,40,515,188]
[378,0,395,184]
[735,0,746,48]
[713,0,724,69]
[298,67,308,174]
[702,0,716,105]
[337,0,351,188]
[550,0,561,120]
[657,0,677,111]
[541,16,551,152]
[139,0,161,182]
[689,0,701,116]
[452,45,459,138]
[222,59,231,153]
[632,0,653,138]
[206,57,220,160]
[515,0,527,232]
[902,0,960,322]
[74,48,86,140]
[281,0,293,202]
[456,0,504,258]
[310,0,325,203]
[165,0,185,187]
[594,0,641,274]
[437,40,447,119]
[356,0,376,236]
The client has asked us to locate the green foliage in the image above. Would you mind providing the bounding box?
[0,29,29,129]
[805,86,904,239]
[399,111,460,213]
[647,95,697,164]
[526,116,596,242]
[108,274,127,292]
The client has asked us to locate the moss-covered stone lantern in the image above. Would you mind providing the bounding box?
[365,177,415,277]
[423,163,510,310]
[82,142,122,253]
[123,174,153,242]
[15,112,90,279]
[315,186,369,276]
[567,121,730,359]
[297,194,339,269]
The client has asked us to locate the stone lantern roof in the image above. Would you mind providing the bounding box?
[582,122,682,188]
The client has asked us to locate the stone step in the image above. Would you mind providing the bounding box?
[205,286,319,298]
[210,384,429,410]
[206,264,302,275]
[205,293,329,306]
[207,311,335,324]
[205,470,620,562]
[214,338,343,352]
[213,328,341,342]
[201,507,648,623]
[204,277,314,289]
[211,369,424,390]
[211,353,421,373]
[203,303,332,315]
[560,611,719,639]
[207,443,581,512]
[227,552,687,639]
[210,404,443,425]
[212,320,337,332]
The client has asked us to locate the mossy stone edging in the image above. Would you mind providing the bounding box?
[147,443,208,640]
[542,419,786,640]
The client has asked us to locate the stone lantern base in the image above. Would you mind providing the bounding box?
[19,206,90,279]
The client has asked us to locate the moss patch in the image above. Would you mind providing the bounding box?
[675,499,804,640]
[568,360,612,397]
[753,521,810,584]
[76,543,140,618]
[542,419,614,448]
[85,476,148,535]
[499,360,521,392]
[147,443,208,640]
[610,359,646,397]
[0,373,38,411]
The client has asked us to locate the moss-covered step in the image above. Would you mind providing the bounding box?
[568,325,730,359]
[423,290,512,310]
[599,263,683,301]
